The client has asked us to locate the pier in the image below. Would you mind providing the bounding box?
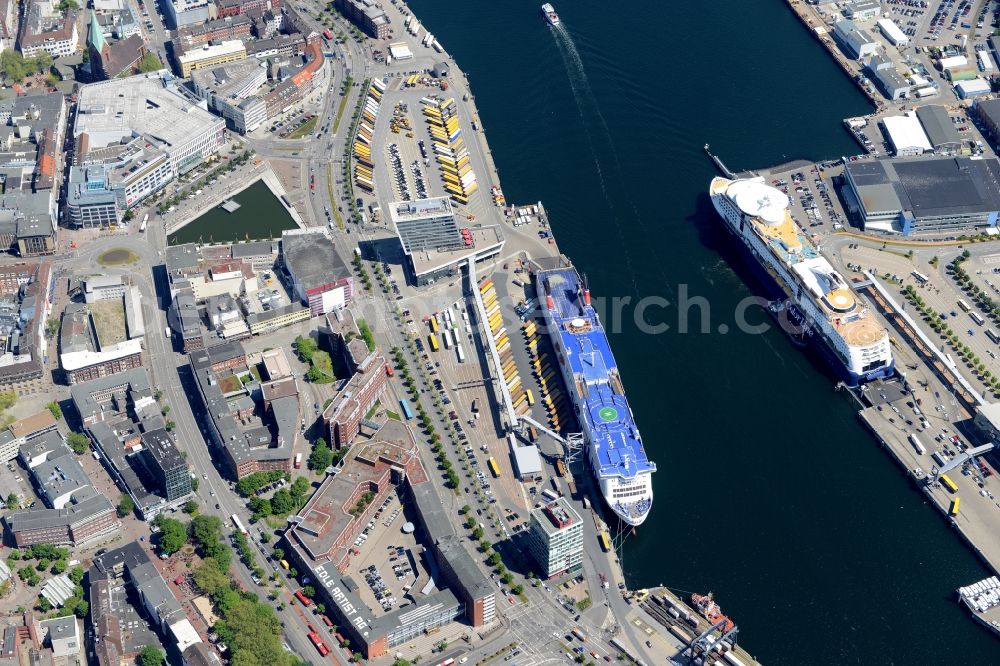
[219,199,241,213]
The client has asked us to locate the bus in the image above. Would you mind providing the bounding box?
[971,311,985,326]
[399,399,414,420]
[908,433,926,455]
[949,497,961,516]
[541,489,558,502]
[429,317,439,333]
[443,329,453,349]
[958,299,972,312]
[487,457,500,478]
[140,213,148,232]
[525,389,535,406]
[295,589,313,606]
[428,334,439,352]
[911,270,929,284]
[988,329,1000,344]
[231,514,247,535]
[940,474,959,493]
[599,532,611,552]
[456,344,465,363]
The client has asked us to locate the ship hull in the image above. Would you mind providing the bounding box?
[710,194,894,387]
[538,273,653,528]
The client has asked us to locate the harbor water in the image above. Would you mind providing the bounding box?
[406,0,1000,662]
[167,180,298,245]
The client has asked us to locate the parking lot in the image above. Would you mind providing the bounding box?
[349,489,432,615]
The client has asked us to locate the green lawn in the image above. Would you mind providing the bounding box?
[312,350,333,376]
[386,409,401,421]
[286,116,318,139]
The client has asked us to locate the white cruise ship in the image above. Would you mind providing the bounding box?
[537,266,655,526]
[710,176,894,385]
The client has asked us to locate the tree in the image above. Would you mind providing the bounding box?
[302,585,315,598]
[67,432,89,454]
[30,51,51,73]
[138,646,165,666]
[155,515,188,554]
[308,440,333,470]
[117,494,135,517]
[512,584,524,595]
[459,504,471,515]
[191,477,199,493]
[193,559,230,594]
[294,335,317,362]
[5,493,17,510]
[138,51,162,73]
[471,527,484,540]
[0,50,25,82]
[487,552,501,567]
[51,559,66,574]
[37,596,51,612]
[69,567,84,585]
[73,600,89,617]
[46,401,62,420]
[184,500,199,515]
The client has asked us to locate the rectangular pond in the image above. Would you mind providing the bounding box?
[167,180,299,245]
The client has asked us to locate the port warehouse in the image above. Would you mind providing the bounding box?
[840,155,1000,234]
[282,419,495,658]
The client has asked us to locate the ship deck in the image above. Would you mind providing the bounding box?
[714,176,888,348]
[541,268,655,480]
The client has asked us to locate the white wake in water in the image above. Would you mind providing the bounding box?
[550,24,670,294]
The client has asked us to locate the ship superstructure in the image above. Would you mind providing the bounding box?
[537,266,655,526]
[541,3,560,25]
[709,176,894,385]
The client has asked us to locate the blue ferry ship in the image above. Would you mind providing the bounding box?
[537,266,655,526]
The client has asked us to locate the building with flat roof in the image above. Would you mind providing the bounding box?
[188,342,295,478]
[282,228,353,316]
[321,309,388,449]
[4,436,119,546]
[974,98,1000,148]
[334,0,390,38]
[390,197,463,253]
[284,418,494,658]
[19,2,78,57]
[74,71,225,188]
[59,302,143,385]
[70,367,154,426]
[915,104,962,155]
[882,112,932,156]
[387,197,505,285]
[36,616,80,658]
[865,53,911,100]
[526,497,584,579]
[842,156,1000,234]
[65,164,122,228]
[191,58,268,133]
[0,410,57,463]
[834,19,879,60]
[177,40,248,77]
[163,0,210,27]
[843,0,881,21]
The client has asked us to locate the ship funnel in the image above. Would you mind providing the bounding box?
[581,272,591,306]
[546,294,554,311]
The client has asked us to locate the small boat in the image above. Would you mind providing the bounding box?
[690,592,735,632]
[541,3,559,25]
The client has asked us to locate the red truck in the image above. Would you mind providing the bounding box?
[295,589,312,606]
